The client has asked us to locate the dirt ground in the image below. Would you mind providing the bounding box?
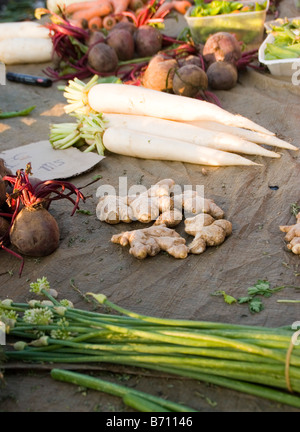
[0,0,300,413]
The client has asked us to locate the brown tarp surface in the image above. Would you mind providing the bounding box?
[0,0,299,412]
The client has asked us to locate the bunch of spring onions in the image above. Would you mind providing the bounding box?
[1,277,300,409]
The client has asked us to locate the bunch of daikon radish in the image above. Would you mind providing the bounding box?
[0,21,52,65]
[50,75,298,167]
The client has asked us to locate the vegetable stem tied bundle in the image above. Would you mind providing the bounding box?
[2,279,300,409]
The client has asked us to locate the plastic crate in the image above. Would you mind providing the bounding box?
[258,33,300,76]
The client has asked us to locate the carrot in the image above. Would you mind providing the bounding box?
[153,1,192,18]
[102,14,117,30]
[76,82,275,135]
[172,0,192,15]
[65,0,110,15]
[71,4,113,21]
[111,0,131,14]
[88,16,103,31]
[102,113,281,158]
[153,2,173,18]
[102,126,259,166]
[186,120,298,151]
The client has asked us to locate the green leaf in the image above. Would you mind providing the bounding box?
[247,280,271,297]
[211,290,237,304]
[248,298,264,314]
[97,76,122,84]
[237,296,252,304]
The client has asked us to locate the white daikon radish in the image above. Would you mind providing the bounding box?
[0,38,53,65]
[102,127,260,167]
[102,113,280,158]
[186,120,298,151]
[87,84,274,135]
[64,79,275,136]
[0,22,50,41]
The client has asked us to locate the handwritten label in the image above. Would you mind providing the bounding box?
[0,141,104,180]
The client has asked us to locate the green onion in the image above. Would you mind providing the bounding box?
[0,105,35,119]
[50,368,196,412]
[2,278,300,410]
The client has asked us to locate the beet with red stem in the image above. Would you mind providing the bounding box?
[1,163,86,273]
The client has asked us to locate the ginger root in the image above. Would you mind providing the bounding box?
[185,213,232,254]
[98,178,231,259]
[97,179,175,224]
[96,195,133,224]
[279,212,300,255]
[173,190,224,219]
[154,208,183,227]
[111,224,189,259]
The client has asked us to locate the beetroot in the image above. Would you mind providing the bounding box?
[178,55,203,68]
[0,216,9,237]
[107,29,135,61]
[207,61,238,90]
[0,159,12,207]
[10,206,60,257]
[203,32,242,66]
[172,64,208,97]
[134,25,163,57]
[88,42,119,73]
[1,163,85,274]
[87,31,106,47]
[112,20,137,36]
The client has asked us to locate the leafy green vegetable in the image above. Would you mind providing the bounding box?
[248,297,264,313]
[265,18,300,60]
[191,0,267,17]
[237,280,285,314]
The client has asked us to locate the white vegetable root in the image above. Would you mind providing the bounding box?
[0,38,52,65]
[103,113,280,158]
[186,120,298,151]
[0,22,50,41]
[102,127,260,167]
[67,82,275,135]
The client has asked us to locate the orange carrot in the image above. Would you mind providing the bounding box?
[71,4,113,22]
[111,0,131,14]
[88,16,103,31]
[65,0,109,15]
[172,0,192,15]
[102,14,117,30]
[153,1,173,18]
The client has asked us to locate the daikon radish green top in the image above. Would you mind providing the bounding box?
[63,77,274,136]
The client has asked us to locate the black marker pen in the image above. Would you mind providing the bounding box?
[6,72,53,87]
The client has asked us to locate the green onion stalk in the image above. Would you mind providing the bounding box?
[0,105,35,119]
[1,277,300,409]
